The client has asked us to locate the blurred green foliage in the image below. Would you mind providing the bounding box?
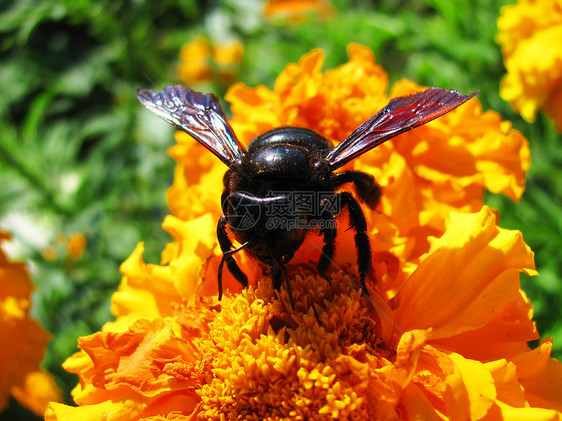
[1,0,560,418]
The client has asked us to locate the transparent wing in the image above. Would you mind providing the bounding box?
[137,85,244,168]
[324,88,479,170]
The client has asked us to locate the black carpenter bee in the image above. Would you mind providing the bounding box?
[137,85,477,308]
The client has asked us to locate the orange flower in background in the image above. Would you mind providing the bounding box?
[264,0,334,22]
[46,45,562,419]
[41,232,88,261]
[178,37,212,85]
[67,232,87,260]
[0,229,62,416]
[178,37,243,86]
[11,371,63,417]
[497,0,562,131]
[212,40,244,84]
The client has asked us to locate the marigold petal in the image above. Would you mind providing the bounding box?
[112,214,217,322]
[273,48,324,99]
[112,243,181,320]
[167,134,225,220]
[401,383,441,420]
[58,316,205,420]
[485,359,527,408]
[394,206,536,340]
[513,338,562,413]
[226,84,280,144]
[443,353,496,420]
[430,289,539,361]
[45,399,145,421]
[160,214,216,299]
[389,329,431,388]
[495,402,562,421]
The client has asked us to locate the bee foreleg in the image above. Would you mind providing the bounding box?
[217,215,249,300]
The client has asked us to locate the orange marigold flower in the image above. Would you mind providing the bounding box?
[45,208,562,420]
[178,37,243,86]
[0,229,62,416]
[46,46,561,419]
[497,0,562,131]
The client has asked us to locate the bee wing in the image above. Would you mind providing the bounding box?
[324,88,479,171]
[137,85,244,168]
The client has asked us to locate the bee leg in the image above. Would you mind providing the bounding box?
[331,171,382,209]
[271,265,282,290]
[317,220,337,284]
[282,264,295,310]
[270,258,295,310]
[217,215,249,300]
[337,192,372,295]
